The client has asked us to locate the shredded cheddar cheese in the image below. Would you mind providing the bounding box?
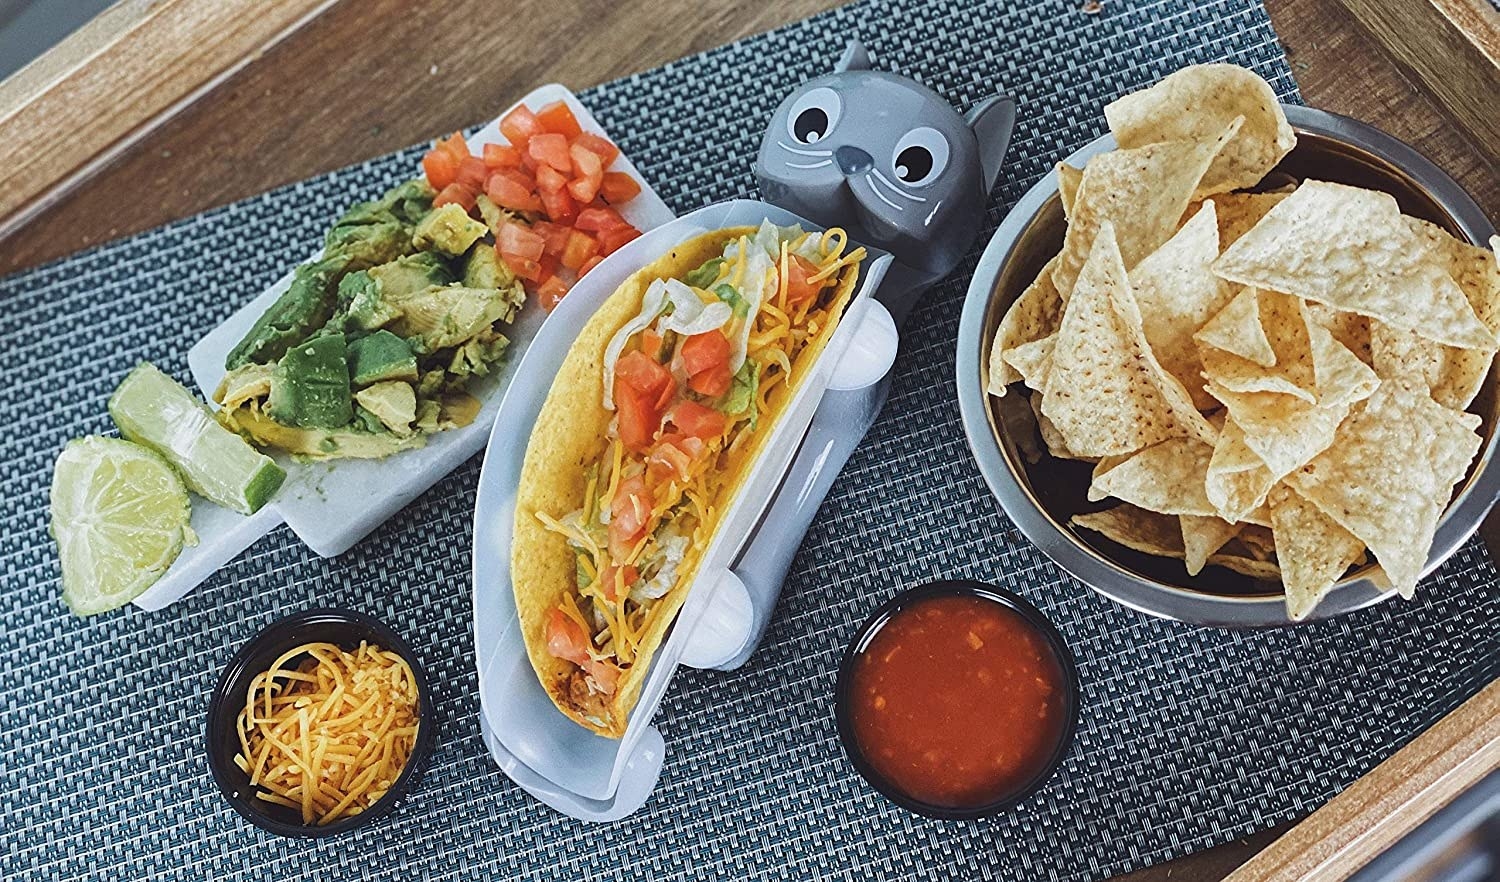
[234,641,419,826]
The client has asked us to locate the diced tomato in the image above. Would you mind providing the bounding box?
[572,132,620,168]
[689,367,732,397]
[568,176,601,204]
[609,474,653,560]
[535,162,569,194]
[640,330,665,361]
[537,274,570,311]
[456,156,488,190]
[680,330,730,377]
[422,149,459,190]
[667,400,727,439]
[432,182,477,212]
[615,382,659,453]
[519,146,539,171]
[578,255,605,277]
[486,169,541,213]
[600,172,641,205]
[482,143,521,168]
[616,350,673,399]
[546,607,591,663]
[539,188,578,224]
[597,225,642,255]
[501,251,543,282]
[646,440,693,484]
[545,608,620,694]
[500,105,544,146]
[576,205,629,232]
[537,251,559,281]
[567,144,604,202]
[560,230,599,270]
[597,563,639,602]
[438,131,470,160]
[785,254,825,304]
[498,222,545,262]
[532,220,573,257]
[528,133,572,172]
[536,101,583,139]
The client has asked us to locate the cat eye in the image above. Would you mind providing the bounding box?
[786,87,842,145]
[891,127,949,186]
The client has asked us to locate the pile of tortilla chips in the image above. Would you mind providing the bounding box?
[987,63,1498,620]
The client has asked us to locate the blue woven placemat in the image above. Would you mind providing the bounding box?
[3,1,1496,880]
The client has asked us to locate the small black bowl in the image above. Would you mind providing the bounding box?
[834,580,1080,820]
[205,608,436,837]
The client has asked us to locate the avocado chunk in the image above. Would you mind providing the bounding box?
[412,203,489,257]
[332,270,394,332]
[381,179,436,226]
[387,285,519,354]
[225,254,348,370]
[370,252,454,297]
[448,328,511,379]
[462,244,517,290]
[268,333,353,429]
[221,404,425,460]
[349,330,419,386]
[354,381,418,436]
[325,217,410,269]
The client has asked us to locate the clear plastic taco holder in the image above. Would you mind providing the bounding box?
[129,83,676,611]
[469,199,895,821]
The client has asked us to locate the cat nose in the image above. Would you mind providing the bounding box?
[834,145,873,176]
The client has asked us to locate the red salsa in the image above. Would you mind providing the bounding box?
[847,593,1068,809]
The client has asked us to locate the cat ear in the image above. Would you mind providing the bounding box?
[966,94,1016,194]
[836,39,872,73]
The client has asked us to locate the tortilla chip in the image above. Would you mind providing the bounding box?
[1129,202,1232,409]
[1057,163,1082,219]
[1053,118,1242,297]
[1234,523,1277,561]
[1205,416,1276,522]
[1073,504,1280,579]
[1072,504,1183,557]
[1028,392,1085,461]
[1087,437,1216,515]
[1104,63,1296,196]
[1203,190,1293,247]
[1195,286,1276,367]
[1200,290,1318,402]
[1289,383,1483,599]
[1268,483,1366,620]
[1181,514,1241,575]
[1213,181,1497,350]
[1366,221,1500,410]
[1042,223,1213,457]
[1206,382,1348,481]
[1003,335,1055,392]
[1304,302,1372,365]
[988,256,1064,395]
[1304,306,1380,407]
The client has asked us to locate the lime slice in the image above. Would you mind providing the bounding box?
[109,363,286,515]
[50,437,195,615]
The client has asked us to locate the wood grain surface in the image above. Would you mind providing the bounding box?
[0,0,333,240]
[0,1,1495,881]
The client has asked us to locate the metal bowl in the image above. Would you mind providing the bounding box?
[955,104,1499,627]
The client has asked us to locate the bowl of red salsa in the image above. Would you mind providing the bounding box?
[834,580,1079,819]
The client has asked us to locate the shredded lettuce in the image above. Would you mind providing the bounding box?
[658,279,733,336]
[601,279,670,410]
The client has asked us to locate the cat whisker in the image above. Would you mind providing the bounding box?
[864,173,904,211]
[868,168,927,203]
[786,159,833,169]
[777,141,833,157]
[924,199,943,227]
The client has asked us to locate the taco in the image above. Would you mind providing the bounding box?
[512,220,865,736]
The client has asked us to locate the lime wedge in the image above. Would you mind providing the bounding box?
[109,363,286,515]
[50,437,196,615]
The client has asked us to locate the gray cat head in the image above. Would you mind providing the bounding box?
[755,40,1015,278]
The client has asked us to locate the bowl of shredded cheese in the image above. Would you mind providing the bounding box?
[205,608,434,836]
